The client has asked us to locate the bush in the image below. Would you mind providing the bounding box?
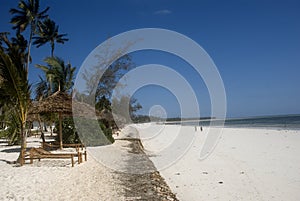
[99,120,114,143]
[54,117,114,145]
[54,117,81,144]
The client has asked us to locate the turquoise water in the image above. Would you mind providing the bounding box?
[169,114,300,130]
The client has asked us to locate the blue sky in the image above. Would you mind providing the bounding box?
[1,0,300,118]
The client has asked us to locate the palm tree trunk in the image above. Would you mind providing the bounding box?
[59,112,63,149]
[28,122,32,136]
[50,121,53,136]
[44,122,48,132]
[25,27,33,79]
[17,123,27,165]
[38,115,45,142]
[51,42,54,57]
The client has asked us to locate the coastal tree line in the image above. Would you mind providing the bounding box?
[0,0,141,164]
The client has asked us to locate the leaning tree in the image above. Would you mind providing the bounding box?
[10,0,49,78]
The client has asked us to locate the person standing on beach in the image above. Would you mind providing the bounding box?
[198,121,203,131]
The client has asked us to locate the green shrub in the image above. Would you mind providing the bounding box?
[99,120,114,143]
[54,117,80,144]
[54,117,114,146]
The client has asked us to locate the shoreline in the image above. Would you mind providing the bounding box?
[188,125,300,131]
[135,124,300,201]
[163,114,300,131]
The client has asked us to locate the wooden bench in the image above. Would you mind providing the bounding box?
[24,147,81,167]
[42,142,85,150]
[41,142,87,162]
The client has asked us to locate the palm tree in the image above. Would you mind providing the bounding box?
[33,18,68,57]
[10,0,49,78]
[0,104,22,145]
[35,75,49,100]
[35,56,75,94]
[1,33,28,68]
[0,45,31,164]
[35,57,75,141]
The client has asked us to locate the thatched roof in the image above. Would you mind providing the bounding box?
[28,101,38,114]
[98,109,128,128]
[29,91,133,123]
[36,91,72,115]
[26,113,39,122]
[73,101,98,120]
[27,101,41,121]
[29,91,99,120]
[99,109,114,121]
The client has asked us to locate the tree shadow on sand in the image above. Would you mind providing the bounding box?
[0,159,16,164]
[0,147,21,153]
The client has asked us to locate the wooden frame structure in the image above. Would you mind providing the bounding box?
[23,147,87,167]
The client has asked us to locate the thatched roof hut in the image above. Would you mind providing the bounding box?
[27,101,40,122]
[98,109,128,129]
[31,91,72,149]
[30,91,101,148]
[99,109,114,122]
[36,91,72,115]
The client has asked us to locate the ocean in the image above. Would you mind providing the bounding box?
[167,114,300,130]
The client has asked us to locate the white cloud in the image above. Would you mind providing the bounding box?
[153,9,172,15]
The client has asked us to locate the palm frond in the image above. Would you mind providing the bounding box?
[33,18,68,56]
[10,0,49,34]
[35,57,75,94]
[34,76,48,100]
[0,48,31,122]
[35,64,49,72]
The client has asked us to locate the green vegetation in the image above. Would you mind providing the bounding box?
[10,0,49,77]
[0,33,31,161]
[35,56,75,96]
[33,18,68,57]
[0,0,75,163]
[1,0,141,164]
[99,120,114,143]
[54,117,80,144]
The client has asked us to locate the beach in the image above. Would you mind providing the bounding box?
[1,0,299,200]
[0,130,177,201]
[1,125,300,200]
[136,124,300,201]
[0,136,125,201]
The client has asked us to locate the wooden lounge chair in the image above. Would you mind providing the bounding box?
[41,142,60,150]
[41,142,87,162]
[42,142,85,151]
[24,147,79,167]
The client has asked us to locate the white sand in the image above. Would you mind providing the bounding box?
[2,126,300,201]
[135,124,300,201]
[0,137,125,201]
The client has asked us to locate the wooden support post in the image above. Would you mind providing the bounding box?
[30,150,33,164]
[71,154,74,167]
[20,149,24,166]
[77,152,80,164]
[59,112,63,150]
[84,151,87,161]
